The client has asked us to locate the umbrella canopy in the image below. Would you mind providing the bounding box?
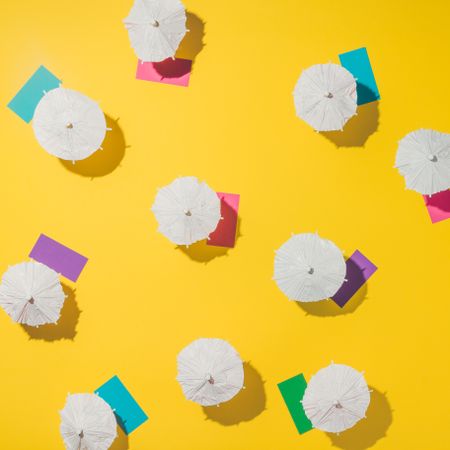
[395,128,450,195]
[0,261,65,327]
[124,0,187,62]
[302,362,370,433]
[151,176,221,246]
[293,63,357,131]
[176,338,244,406]
[60,393,117,450]
[273,233,346,302]
[32,87,107,162]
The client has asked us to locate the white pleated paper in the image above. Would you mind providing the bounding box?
[60,393,117,450]
[32,87,107,161]
[395,128,450,195]
[273,233,346,302]
[176,338,244,406]
[124,0,187,62]
[0,261,65,326]
[151,176,221,246]
[293,63,357,131]
[302,363,370,433]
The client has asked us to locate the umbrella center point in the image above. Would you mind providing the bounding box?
[184,210,192,216]
[206,374,215,384]
[307,266,314,275]
[325,92,334,99]
[333,400,343,409]
[28,297,35,304]
[428,154,437,162]
[66,123,73,129]
[151,20,160,27]
[79,430,84,438]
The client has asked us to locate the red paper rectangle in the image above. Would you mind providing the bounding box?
[207,193,240,248]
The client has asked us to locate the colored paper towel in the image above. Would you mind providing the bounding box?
[339,48,380,105]
[136,58,192,87]
[95,375,148,434]
[331,250,377,307]
[7,66,60,122]
[423,190,450,224]
[29,234,88,282]
[278,374,313,434]
[207,192,240,248]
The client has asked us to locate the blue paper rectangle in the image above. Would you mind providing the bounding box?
[339,47,380,105]
[95,376,148,434]
[7,66,60,123]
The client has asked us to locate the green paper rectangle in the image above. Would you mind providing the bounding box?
[278,373,313,434]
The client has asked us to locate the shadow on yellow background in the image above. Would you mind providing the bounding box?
[177,218,242,263]
[110,427,129,450]
[322,86,380,148]
[203,362,266,425]
[21,284,81,341]
[327,387,392,450]
[59,115,126,178]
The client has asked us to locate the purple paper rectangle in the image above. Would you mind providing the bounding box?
[29,234,88,282]
[331,250,377,307]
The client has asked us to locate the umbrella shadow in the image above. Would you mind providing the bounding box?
[177,12,206,65]
[296,258,367,317]
[321,86,379,148]
[59,115,127,178]
[21,284,81,341]
[110,427,129,450]
[202,362,266,425]
[177,217,242,263]
[327,387,393,450]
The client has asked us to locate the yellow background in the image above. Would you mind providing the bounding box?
[1,1,449,449]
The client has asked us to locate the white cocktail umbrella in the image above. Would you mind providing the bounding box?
[176,338,244,406]
[151,176,221,246]
[293,63,357,131]
[0,261,65,327]
[32,87,108,162]
[302,362,371,433]
[395,128,450,195]
[60,393,117,450]
[124,0,187,62]
[273,233,346,302]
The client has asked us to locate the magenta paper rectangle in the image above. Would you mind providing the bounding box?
[331,250,377,307]
[29,234,88,282]
[207,193,240,248]
[423,190,450,224]
[136,58,191,87]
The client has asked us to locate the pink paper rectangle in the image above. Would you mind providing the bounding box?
[29,234,88,282]
[136,58,191,87]
[207,193,240,248]
[423,190,450,224]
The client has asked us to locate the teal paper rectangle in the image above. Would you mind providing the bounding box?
[339,47,380,105]
[7,66,60,122]
[95,375,148,434]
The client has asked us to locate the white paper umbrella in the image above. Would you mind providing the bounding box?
[273,233,346,302]
[395,128,450,195]
[0,261,65,327]
[176,338,244,406]
[32,87,107,162]
[302,363,370,433]
[293,63,357,131]
[151,176,221,246]
[60,393,117,450]
[124,0,187,62]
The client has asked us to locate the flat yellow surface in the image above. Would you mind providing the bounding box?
[1,1,449,449]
